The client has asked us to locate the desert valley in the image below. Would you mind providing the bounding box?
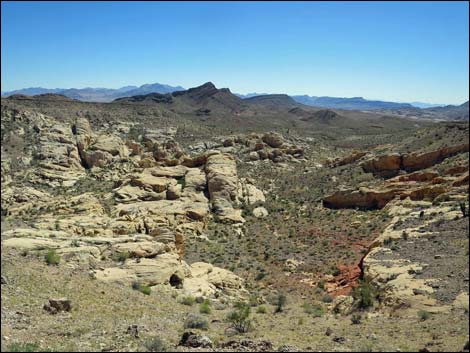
[1,81,469,352]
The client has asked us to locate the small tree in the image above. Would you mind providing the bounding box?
[353,279,375,309]
[227,301,252,333]
[275,294,287,313]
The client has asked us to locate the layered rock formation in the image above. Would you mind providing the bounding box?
[1,107,280,300]
[362,201,469,313]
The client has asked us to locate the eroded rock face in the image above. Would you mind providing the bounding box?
[323,188,397,210]
[324,153,467,210]
[360,143,469,177]
[402,143,469,172]
[361,154,402,178]
[205,153,244,223]
[328,151,367,167]
[362,201,468,313]
[33,118,86,186]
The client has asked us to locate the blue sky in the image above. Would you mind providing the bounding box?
[1,1,469,104]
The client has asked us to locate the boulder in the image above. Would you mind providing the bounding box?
[131,173,176,193]
[112,241,169,258]
[179,332,213,348]
[253,206,269,218]
[43,298,72,314]
[262,132,284,148]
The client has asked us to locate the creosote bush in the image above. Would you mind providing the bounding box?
[199,299,212,314]
[45,249,60,266]
[184,313,209,330]
[418,310,431,321]
[132,281,151,295]
[144,336,168,352]
[227,301,252,333]
[180,295,196,306]
[351,313,362,324]
[275,293,287,313]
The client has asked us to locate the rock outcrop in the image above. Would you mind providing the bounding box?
[360,143,469,178]
[205,153,244,223]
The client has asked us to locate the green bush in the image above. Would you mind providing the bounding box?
[184,313,209,330]
[180,295,196,306]
[353,280,375,309]
[275,293,287,313]
[418,310,430,321]
[256,305,267,314]
[131,282,151,295]
[7,343,41,352]
[199,299,212,314]
[144,336,167,352]
[227,301,252,333]
[45,249,60,266]
[112,251,130,262]
[302,302,325,317]
[177,177,186,189]
[351,313,362,324]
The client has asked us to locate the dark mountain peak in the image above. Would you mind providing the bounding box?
[172,82,232,101]
[113,92,173,104]
[245,94,298,107]
[300,109,341,123]
[199,82,216,89]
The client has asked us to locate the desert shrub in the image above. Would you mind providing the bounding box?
[227,301,252,333]
[144,336,167,352]
[199,299,212,314]
[132,282,151,295]
[248,294,260,307]
[7,343,41,352]
[45,249,60,265]
[418,310,430,321]
[459,201,468,217]
[255,272,265,281]
[177,177,186,189]
[353,279,375,309]
[184,313,209,330]
[351,313,362,324]
[302,302,325,317]
[180,295,196,306]
[275,293,287,313]
[112,251,129,262]
[256,305,267,314]
[321,294,333,303]
[383,237,393,246]
[330,266,341,276]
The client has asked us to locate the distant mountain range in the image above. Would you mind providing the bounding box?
[237,93,446,110]
[290,95,415,110]
[2,83,462,113]
[1,83,184,102]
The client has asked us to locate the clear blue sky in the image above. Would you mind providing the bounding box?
[1,1,469,104]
